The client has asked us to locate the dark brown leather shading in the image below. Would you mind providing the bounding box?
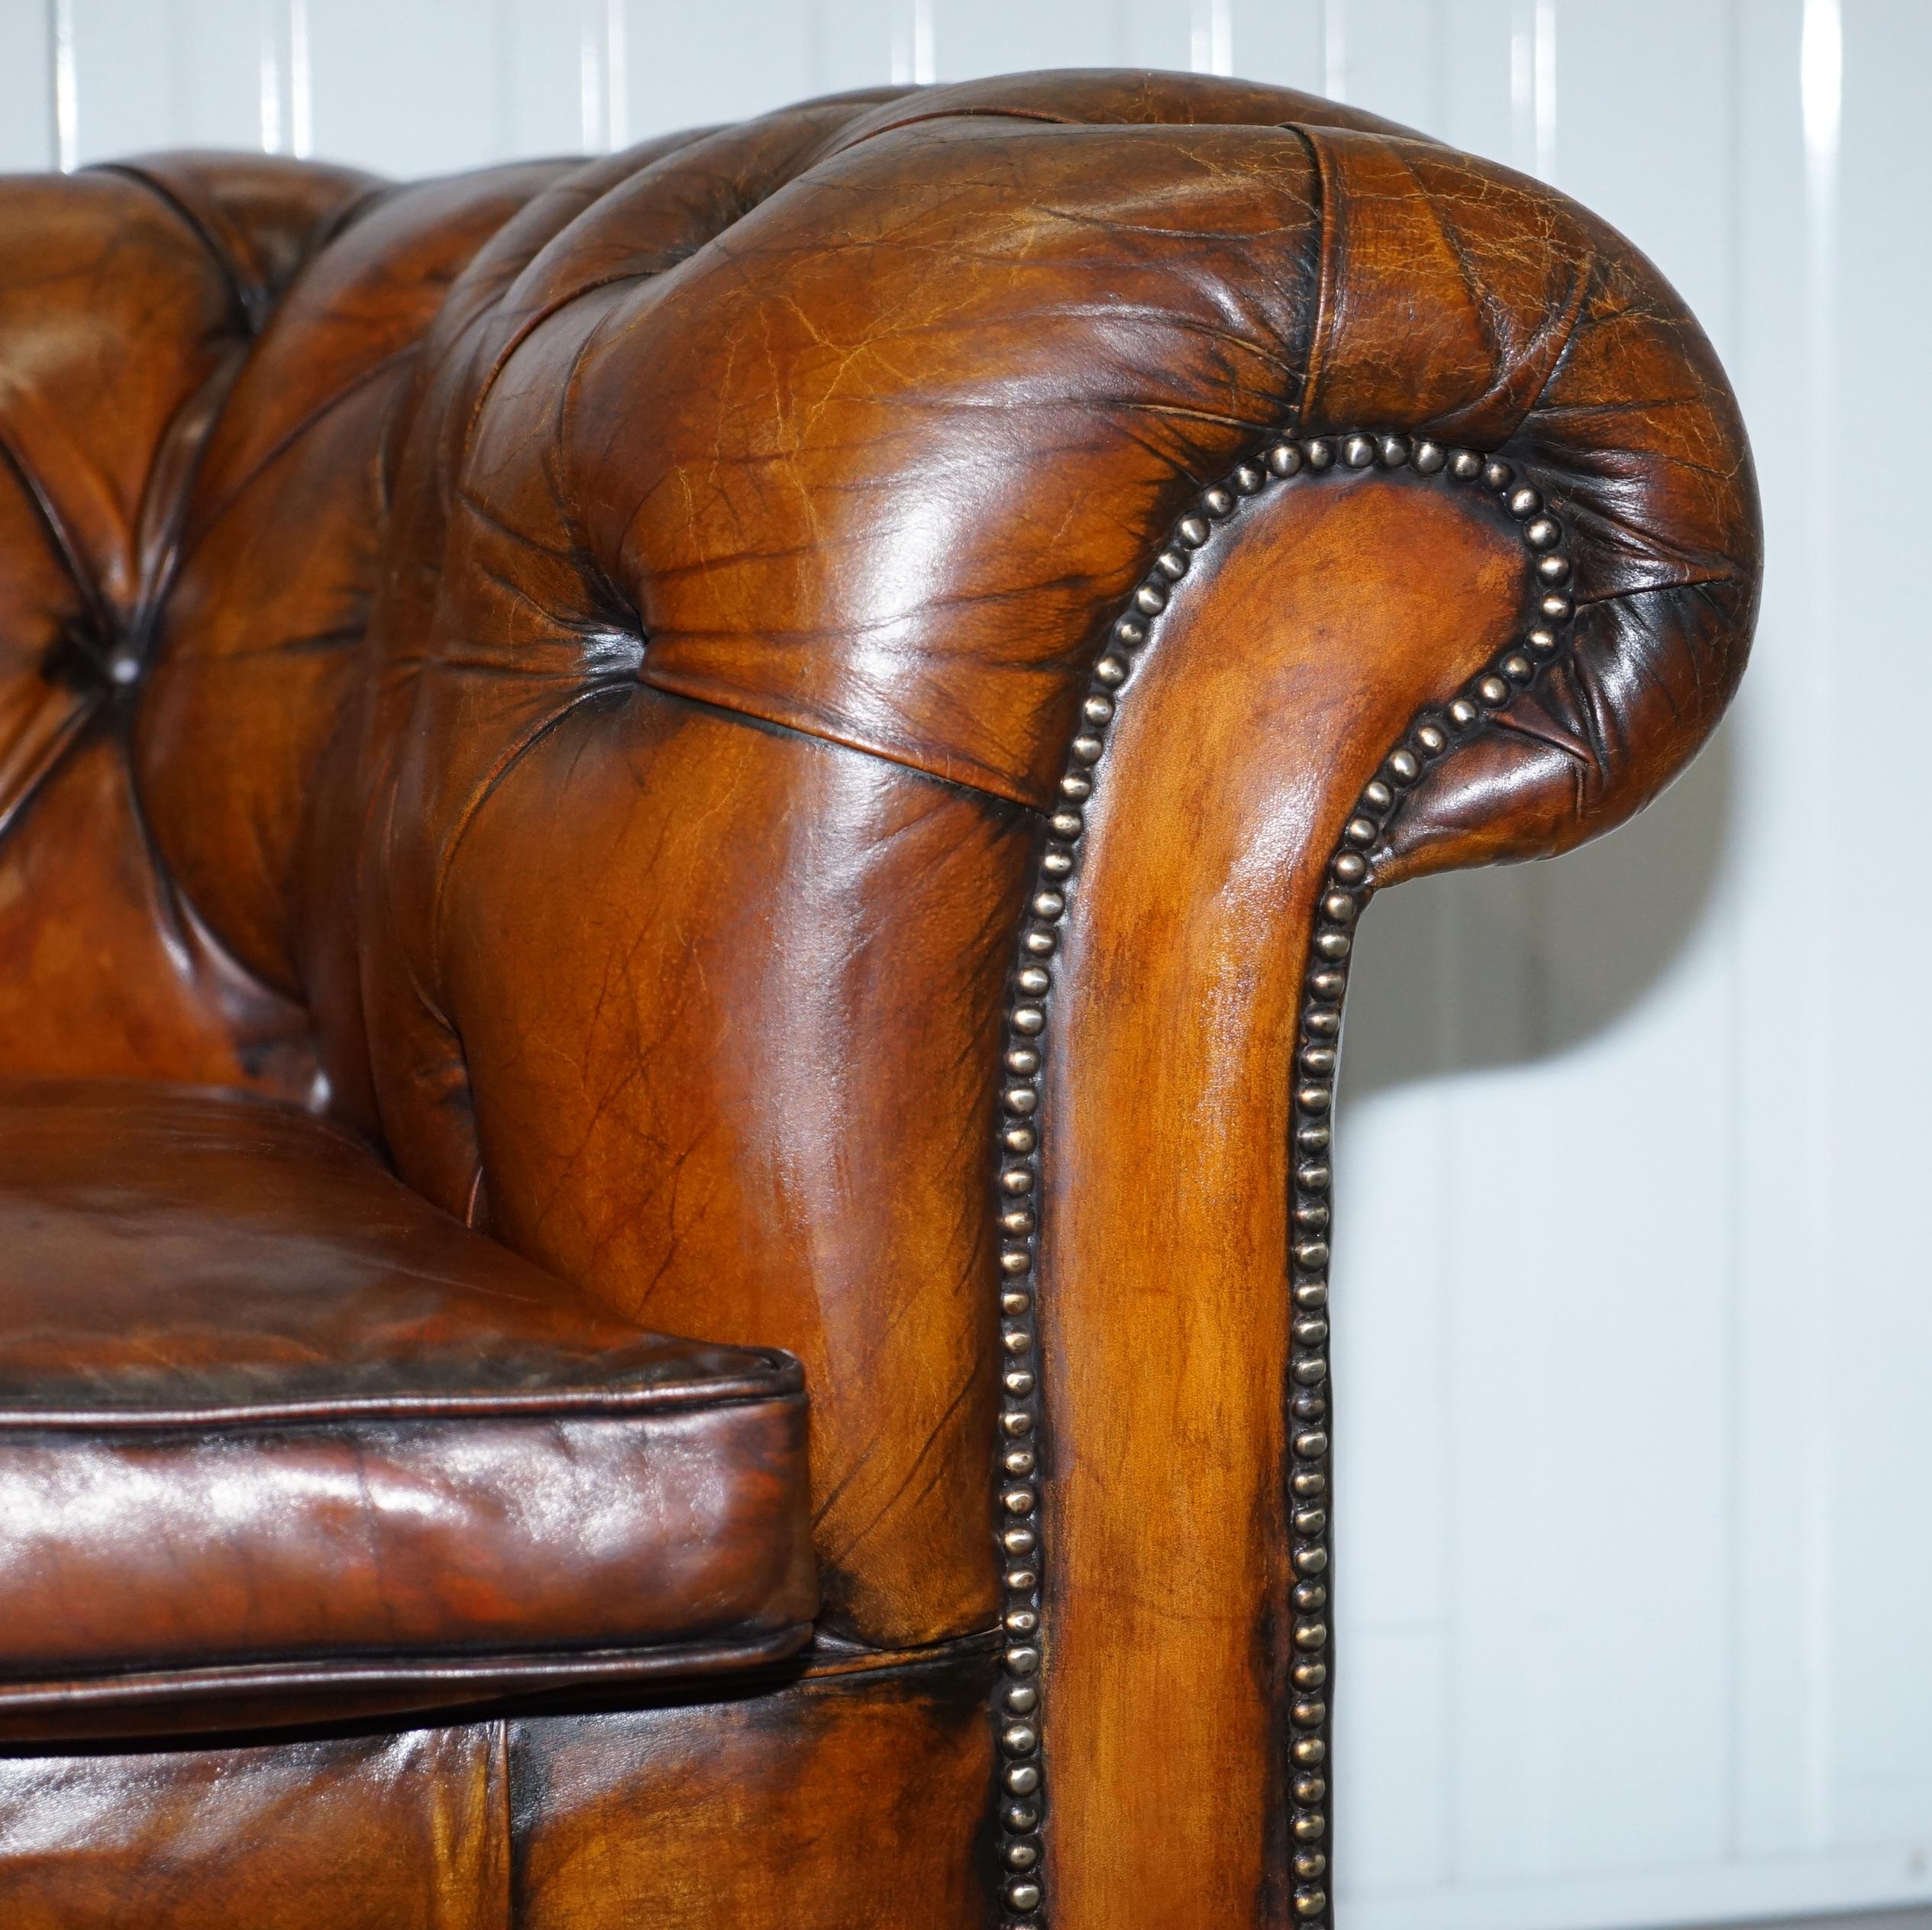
[0,65,1760,1930]
[0,1080,814,1738]
[0,1722,509,1930]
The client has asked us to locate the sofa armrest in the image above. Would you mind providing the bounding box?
[351,76,1755,1928]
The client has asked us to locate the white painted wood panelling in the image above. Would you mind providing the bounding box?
[2,3,1927,1925]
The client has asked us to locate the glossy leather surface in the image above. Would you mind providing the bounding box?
[0,1080,813,1738]
[0,1645,993,1928]
[0,66,1759,1926]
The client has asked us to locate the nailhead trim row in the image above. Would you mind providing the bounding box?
[988,428,1578,1928]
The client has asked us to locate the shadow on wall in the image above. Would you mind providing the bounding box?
[1342,715,1737,1103]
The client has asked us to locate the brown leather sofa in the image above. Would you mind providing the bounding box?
[0,70,1758,1929]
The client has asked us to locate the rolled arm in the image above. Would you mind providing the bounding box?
[357,73,1757,1930]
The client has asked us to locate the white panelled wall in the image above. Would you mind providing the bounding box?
[2,3,1927,1927]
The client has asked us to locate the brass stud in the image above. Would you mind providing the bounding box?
[1003,1086,1038,1114]
[1413,439,1446,474]
[1308,971,1346,1001]
[1297,1162,1330,1192]
[1003,1448,1036,1476]
[1291,1357,1328,1387]
[1527,626,1559,654]
[1343,433,1375,468]
[1048,811,1081,839]
[1315,932,1351,961]
[1294,1622,1329,1651]
[1292,1812,1326,1841]
[1294,1316,1329,1346]
[1482,458,1514,490]
[1417,722,1446,754]
[1344,817,1375,847]
[1362,779,1393,811]
[1333,851,1368,885]
[1005,1609,1039,1637]
[1003,1526,1036,1555]
[1292,1506,1328,1535]
[1449,449,1481,479]
[1012,1005,1045,1035]
[1002,1411,1035,1437]
[1178,514,1211,547]
[1003,1125,1036,1153]
[1030,892,1063,921]
[1083,694,1115,725]
[1292,1468,1326,1497]
[1378,432,1410,466]
[1388,747,1420,783]
[1297,1087,1332,1116]
[1000,1170,1034,1196]
[1294,1431,1329,1458]
[1233,463,1265,493]
[1301,1045,1337,1075]
[1293,1281,1327,1311]
[1294,1547,1329,1577]
[1321,891,1357,924]
[1002,1724,1039,1756]
[1203,486,1235,516]
[1537,553,1572,583]
[1004,1648,1040,1677]
[1502,654,1533,682]
[1506,484,1541,518]
[1294,1580,1327,1610]
[1293,1203,1329,1231]
[1115,616,1147,645]
[1305,1008,1339,1038]
[1001,1256,1033,1283]
[1268,442,1304,477]
[1004,1761,1040,1793]
[1292,1775,1326,1803]
[1155,548,1188,580]
[1303,438,1334,470]
[1294,1888,1329,1920]
[1000,1211,1034,1239]
[1524,516,1561,551]
[1291,1736,1326,1766]
[1005,1841,1040,1870]
[1017,966,1050,996]
[1023,932,1055,961]
[1133,583,1168,616]
[1003,1489,1036,1516]
[1002,1324,1032,1348]
[1006,1880,1042,1912]
[1449,698,1478,727]
[1291,1699,1328,1728]
[1004,1370,1035,1396]
[1004,1803,1039,1832]
[1293,1661,1329,1691]
[1040,852,1074,880]
[1478,676,1510,705]
[1541,589,1574,621]
[1095,655,1127,686]
[1294,1851,1328,1880]
[1071,734,1104,763]
[1001,1289,1031,1315]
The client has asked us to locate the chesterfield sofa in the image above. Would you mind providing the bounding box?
[0,70,1757,1930]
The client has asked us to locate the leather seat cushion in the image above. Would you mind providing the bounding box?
[0,1080,815,1741]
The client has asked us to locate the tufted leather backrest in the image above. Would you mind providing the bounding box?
[0,73,1757,1651]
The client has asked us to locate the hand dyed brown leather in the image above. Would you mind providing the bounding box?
[0,70,1757,1929]
[0,1080,813,1741]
